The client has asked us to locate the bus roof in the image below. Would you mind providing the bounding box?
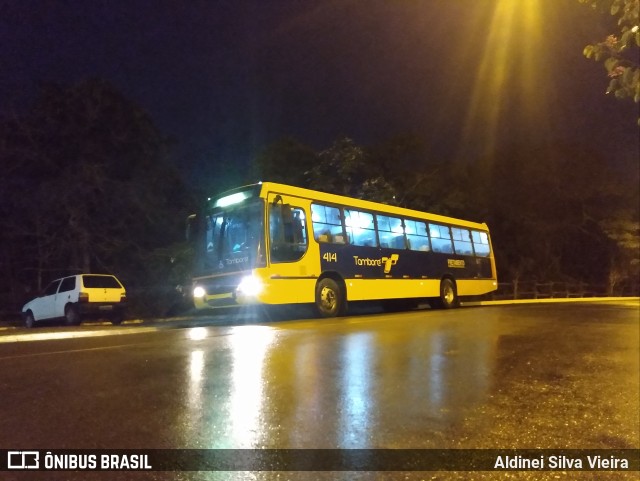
[251,182,490,231]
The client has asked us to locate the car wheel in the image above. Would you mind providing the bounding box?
[110,311,124,325]
[65,305,82,326]
[24,311,36,328]
[315,277,346,318]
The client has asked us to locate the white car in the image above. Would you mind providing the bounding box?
[22,274,127,327]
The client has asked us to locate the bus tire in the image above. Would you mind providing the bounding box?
[439,278,459,309]
[315,277,346,318]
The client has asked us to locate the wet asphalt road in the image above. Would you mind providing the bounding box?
[0,301,638,480]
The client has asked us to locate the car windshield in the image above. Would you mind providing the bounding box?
[202,200,265,274]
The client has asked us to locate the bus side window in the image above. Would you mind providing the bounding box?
[270,204,308,263]
[429,224,454,254]
[451,227,474,255]
[472,230,491,257]
[344,209,375,247]
[376,214,405,249]
[405,219,430,251]
[311,203,344,243]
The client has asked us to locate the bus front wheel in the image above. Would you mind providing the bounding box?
[439,278,459,309]
[315,278,346,318]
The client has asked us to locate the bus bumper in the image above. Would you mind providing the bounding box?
[193,273,264,309]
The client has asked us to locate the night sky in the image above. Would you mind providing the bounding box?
[1,0,638,192]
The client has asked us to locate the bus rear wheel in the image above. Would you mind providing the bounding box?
[315,278,346,318]
[439,278,459,309]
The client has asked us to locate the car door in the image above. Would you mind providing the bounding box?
[32,279,62,320]
[54,276,77,318]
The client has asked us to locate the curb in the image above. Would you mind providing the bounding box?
[0,325,159,344]
[461,297,640,307]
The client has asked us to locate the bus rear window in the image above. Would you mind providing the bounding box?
[472,230,491,257]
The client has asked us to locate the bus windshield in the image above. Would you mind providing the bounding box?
[202,200,265,274]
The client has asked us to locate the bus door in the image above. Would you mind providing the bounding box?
[266,193,309,266]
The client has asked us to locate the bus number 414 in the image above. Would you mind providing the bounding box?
[323,252,338,262]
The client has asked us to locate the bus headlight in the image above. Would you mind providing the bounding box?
[237,275,263,297]
[193,286,207,298]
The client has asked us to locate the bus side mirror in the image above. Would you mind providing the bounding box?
[281,204,293,223]
[186,214,197,242]
[270,203,293,223]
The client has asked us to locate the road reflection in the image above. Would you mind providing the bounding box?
[184,325,277,448]
[188,349,205,421]
[228,326,275,447]
[339,332,374,447]
[181,315,497,449]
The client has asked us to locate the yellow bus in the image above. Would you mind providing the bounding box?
[190,182,497,317]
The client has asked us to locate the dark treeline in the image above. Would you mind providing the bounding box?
[1,80,638,318]
[0,79,194,317]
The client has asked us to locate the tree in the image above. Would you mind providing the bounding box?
[0,79,194,313]
[308,137,389,199]
[256,136,399,202]
[580,0,640,121]
[253,137,316,186]
[255,135,480,214]
[485,142,637,285]
[599,216,640,294]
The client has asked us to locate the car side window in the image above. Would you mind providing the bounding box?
[59,277,76,293]
[43,280,61,296]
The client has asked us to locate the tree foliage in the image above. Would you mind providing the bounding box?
[308,137,399,202]
[254,134,457,210]
[254,136,401,203]
[0,79,194,314]
[253,137,317,186]
[580,0,640,121]
[486,143,633,282]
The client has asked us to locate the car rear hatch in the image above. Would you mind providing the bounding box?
[80,275,125,303]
